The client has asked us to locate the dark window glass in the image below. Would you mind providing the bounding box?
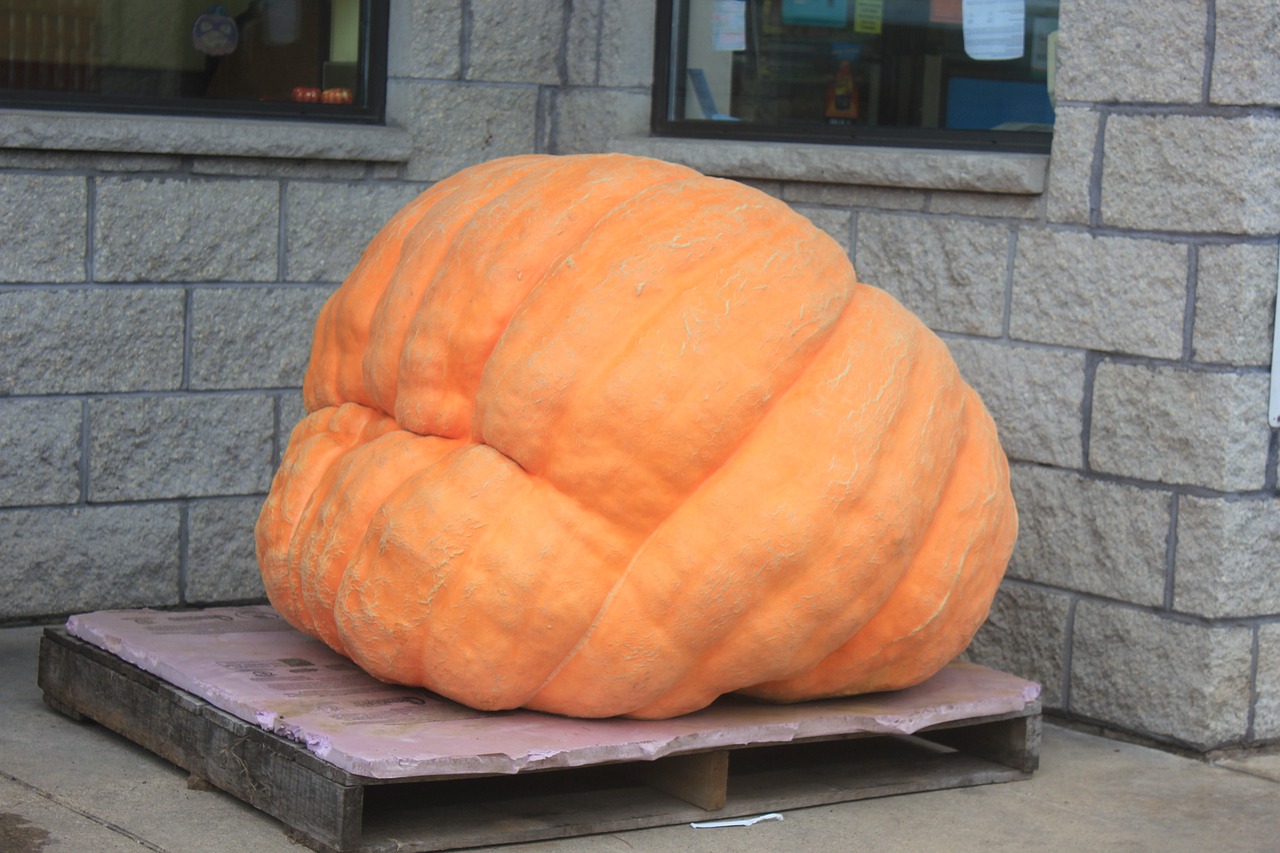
[0,0,387,122]
[654,0,1058,152]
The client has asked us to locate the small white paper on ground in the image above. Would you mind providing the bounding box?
[691,812,784,828]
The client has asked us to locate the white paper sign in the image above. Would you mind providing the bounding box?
[963,0,1025,60]
[712,0,747,51]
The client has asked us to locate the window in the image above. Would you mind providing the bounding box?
[654,0,1058,152]
[0,0,388,123]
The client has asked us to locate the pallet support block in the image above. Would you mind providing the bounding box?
[627,749,731,810]
[37,607,1042,853]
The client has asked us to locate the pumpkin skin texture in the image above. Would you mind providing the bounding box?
[256,153,1017,720]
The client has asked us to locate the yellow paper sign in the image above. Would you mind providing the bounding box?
[855,0,883,34]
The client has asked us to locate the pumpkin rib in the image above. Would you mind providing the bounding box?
[395,157,704,440]
[257,403,401,627]
[473,175,856,535]
[290,428,464,651]
[302,161,535,413]
[739,390,1007,701]
[332,441,641,709]
[359,155,559,419]
[631,316,974,717]
[803,408,1016,694]
[526,285,970,717]
[856,400,1016,685]
[329,443,489,684]
[512,263,861,710]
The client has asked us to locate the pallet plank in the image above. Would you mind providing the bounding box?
[924,713,1042,773]
[39,631,364,852]
[350,739,1028,852]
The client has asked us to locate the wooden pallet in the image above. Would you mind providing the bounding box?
[39,627,1040,853]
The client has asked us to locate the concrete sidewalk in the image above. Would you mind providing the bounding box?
[2,623,1278,853]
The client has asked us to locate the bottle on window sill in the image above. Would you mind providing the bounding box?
[825,59,859,123]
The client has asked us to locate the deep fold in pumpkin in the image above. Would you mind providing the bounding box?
[256,152,1017,719]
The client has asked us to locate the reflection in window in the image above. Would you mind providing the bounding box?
[0,0,386,121]
[656,0,1058,151]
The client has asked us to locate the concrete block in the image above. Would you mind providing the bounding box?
[0,175,85,282]
[186,497,267,604]
[566,0,654,87]
[945,338,1086,468]
[2,109,409,163]
[0,149,181,172]
[468,0,562,85]
[88,395,275,502]
[1044,106,1099,225]
[370,162,406,181]
[612,137,1049,194]
[1006,464,1170,607]
[854,213,1009,337]
[1089,361,1271,491]
[782,182,928,212]
[564,0,601,85]
[1256,623,1280,741]
[928,191,1043,220]
[1055,0,1205,103]
[387,0,463,78]
[286,182,426,282]
[1101,115,1280,235]
[964,580,1071,708]
[739,179,785,199]
[190,286,332,390]
[597,0,657,88]
[1070,601,1254,749]
[0,288,183,395]
[1011,230,1187,359]
[279,393,310,448]
[551,88,652,156]
[94,177,279,282]
[1174,495,1280,618]
[790,205,851,254]
[1210,0,1280,105]
[192,157,367,180]
[1193,242,1277,366]
[390,81,540,182]
[0,398,81,508]
[0,505,180,619]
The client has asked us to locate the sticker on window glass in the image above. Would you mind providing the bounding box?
[963,0,1025,61]
[782,0,847,28]
[930,0,962,25]
[192,5,239,56]
[1030,17,1056,71]
[712,0,747,51]
[854,0,883,34]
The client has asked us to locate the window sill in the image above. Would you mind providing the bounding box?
[0,109,412,163]
[610,136,1049,195]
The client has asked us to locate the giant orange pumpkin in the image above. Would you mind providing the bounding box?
[256,153,1017,720]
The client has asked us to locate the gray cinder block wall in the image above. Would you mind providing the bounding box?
[955,0,1280,752]
[1,0,1275,753]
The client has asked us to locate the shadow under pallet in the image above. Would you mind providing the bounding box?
[37,606,1041,853]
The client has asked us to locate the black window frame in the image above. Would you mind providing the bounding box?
[651,0,1055,154]
[0,0,390,125]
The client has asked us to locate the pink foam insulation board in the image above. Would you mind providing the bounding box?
[66,606,1041,780]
